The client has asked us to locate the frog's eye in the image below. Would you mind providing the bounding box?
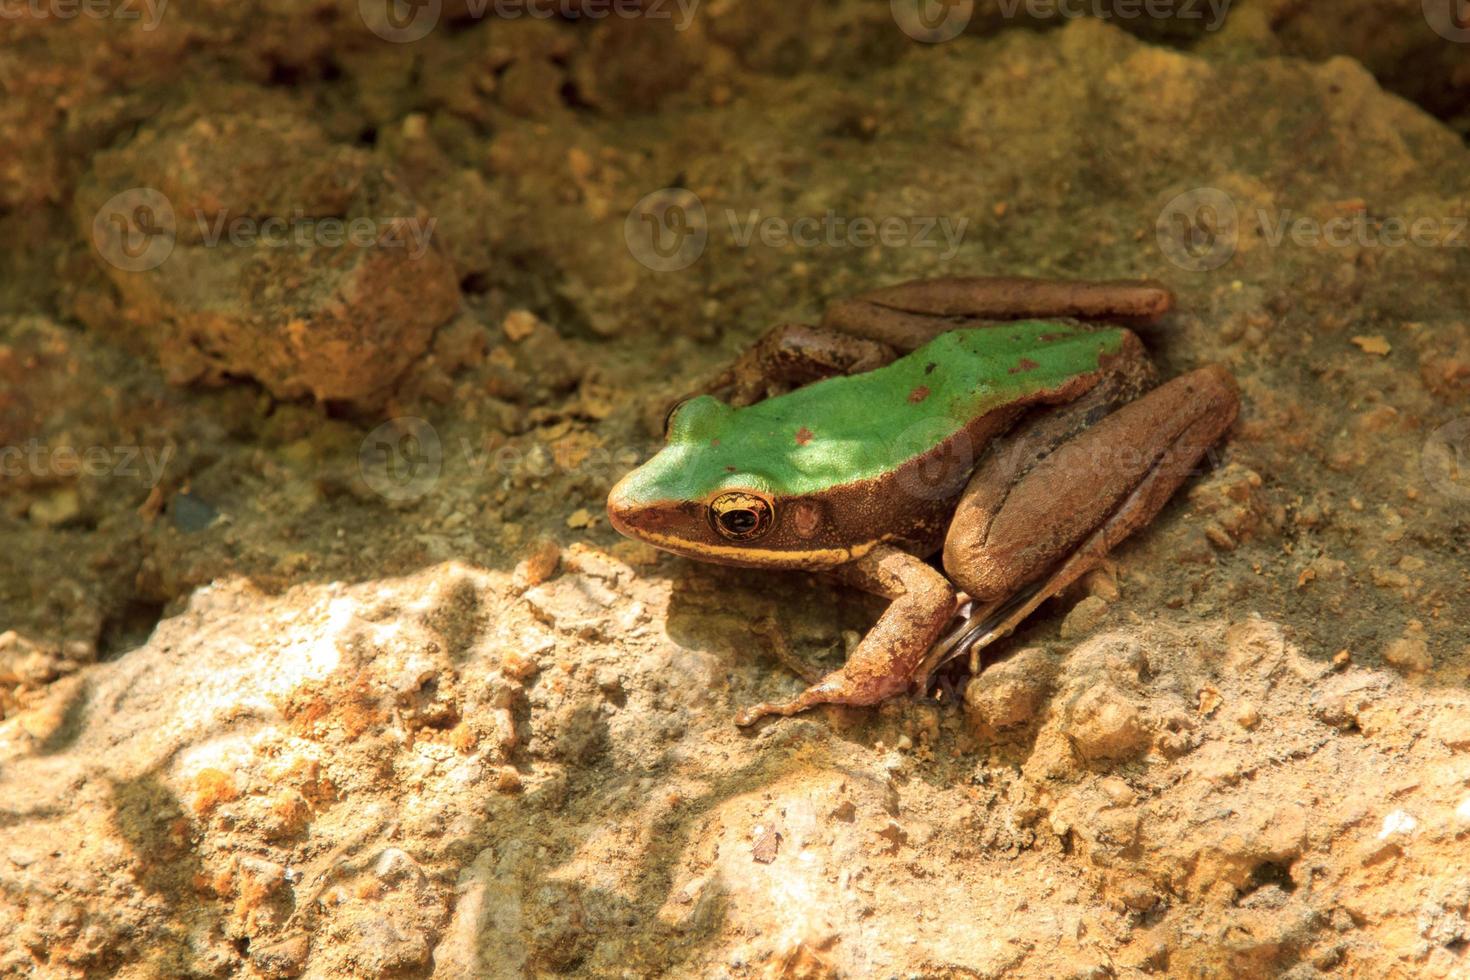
[709,491,774,541]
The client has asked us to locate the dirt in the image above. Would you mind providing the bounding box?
[1,2,1469,977]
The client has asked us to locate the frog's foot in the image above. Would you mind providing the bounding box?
[734,545,954,727]
[822,276,1175,351]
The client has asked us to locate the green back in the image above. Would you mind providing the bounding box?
[619,321,1125,503]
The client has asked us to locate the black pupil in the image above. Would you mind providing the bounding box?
[722,509,758,533]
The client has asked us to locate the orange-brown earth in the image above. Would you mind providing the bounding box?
[1,2,1468,977]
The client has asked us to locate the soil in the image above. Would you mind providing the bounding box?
[1,2,1469,977]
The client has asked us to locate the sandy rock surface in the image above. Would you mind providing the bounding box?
[2,2,1468,977]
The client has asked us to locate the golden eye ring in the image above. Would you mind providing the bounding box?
[708,491,774,541]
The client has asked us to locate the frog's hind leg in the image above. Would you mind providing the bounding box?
[694,322,897,408]
[920,364,1239,685]
[734,545,955,727]
[823,276,1175,351]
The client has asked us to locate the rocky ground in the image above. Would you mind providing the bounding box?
[1,1,1469,977]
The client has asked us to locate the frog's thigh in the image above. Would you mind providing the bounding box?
[734,545,954,726]
[823,276,1174,351]
[943,365,1240,602]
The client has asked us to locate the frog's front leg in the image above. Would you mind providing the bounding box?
[734,545,955,727]
[698,323,896,407]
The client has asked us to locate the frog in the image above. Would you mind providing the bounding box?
[606,275,1239,726]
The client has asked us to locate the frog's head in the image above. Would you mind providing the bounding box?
[606,396,850,569]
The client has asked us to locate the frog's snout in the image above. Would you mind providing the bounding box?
[606,478,673,542]
[605,479,639,539]
[608,478,710,553]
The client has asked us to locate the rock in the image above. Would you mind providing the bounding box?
[6,7,1470,980]
[74,108,460,409]
[512,537,561,592]
[964,647,1057,730]
[249,934,309,978]
[1059,683,1150,762]
[1383,622,1433,675]
[526,882,591,972]
[1060,596,1110,640]
[27,487,82,528]
[523,575,616,638]
[502,309,542,343]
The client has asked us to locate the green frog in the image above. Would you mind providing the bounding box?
[607,276,1238,726]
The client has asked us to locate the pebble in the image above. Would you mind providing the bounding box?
[28,487,81,528]
[374,848,424,884]
[963,647,1055,730]
[169,492,219,532]
[1383,622,1432,675]
[1060,596,1109,641]
[1062,683,1149,762]
[512,537,561,592]
[1377,810,1417,840]
[1098,776,1136,806]
[502,309,542,343]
